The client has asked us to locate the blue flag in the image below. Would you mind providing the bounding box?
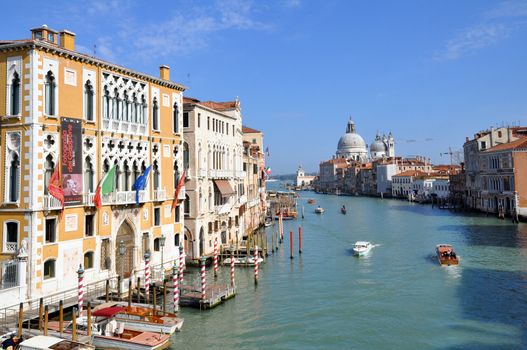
[132,165,151,204]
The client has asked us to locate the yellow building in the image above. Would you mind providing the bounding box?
[0,25,185,305]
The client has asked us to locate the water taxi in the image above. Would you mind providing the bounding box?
[436,244,459,266]
[315,206,325,214]
[18,335,94,350]
[352,241,372,256]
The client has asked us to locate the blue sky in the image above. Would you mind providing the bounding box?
[4,0,527,174]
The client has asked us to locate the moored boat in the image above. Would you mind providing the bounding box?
[47,316,171,350]
[93,305,184,334]
[18,335,94,350]
[352,241,372,256]
[315,206,325,214]
[307,199,316,204]
[436,244,459,266]
[223,256,264,266]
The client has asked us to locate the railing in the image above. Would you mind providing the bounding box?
[102,190,147,205]
[84,192,95,206]
[153,188,167,201]
[103,118,147,136]
[43,195,62,210]
[198,169,207,177]
[3,243,17,254]
[0,260,18,290]
[209,169,231,179]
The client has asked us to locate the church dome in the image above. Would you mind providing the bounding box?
[370,134,386,153]
[336,118,368,161]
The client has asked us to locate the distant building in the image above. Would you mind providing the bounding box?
[296,166,316,189]
[336,118,369,162]
[370,132,395,159]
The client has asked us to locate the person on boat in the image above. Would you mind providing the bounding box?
[342,205,346,210]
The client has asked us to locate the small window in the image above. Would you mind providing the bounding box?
[152,98,159,131]
[253,164,258,174]
[84,252,94,269]
[252,139,256,144]
[207,117,210,130]
[45,218,56,243]
[173,103,179,133]
[85,214,94,237]
[175,206,180,223]
[154,237,160,252]
[197,113,201,128]
[10,72,20,116]
[154,207,161,226]
[44,260,56,279]
[498,131,502,138]
[174,233,180,246]
[183,112,189,128]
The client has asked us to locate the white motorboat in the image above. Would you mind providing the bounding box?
[18,335,95,350]
[352,241,372,256]
[315,206,325,214]
[223,256,264,266]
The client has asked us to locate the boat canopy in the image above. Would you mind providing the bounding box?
[92,306,124,318]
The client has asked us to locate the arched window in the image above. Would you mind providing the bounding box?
[10,72,20,116]
[103,87,110,119]
[173,102,179,133]
[84,157,94,193]
[44,259,56,279]
[141,95,147,125]
[132,161,140,184]
[132,93,138,123]
[44,155,55,195]
[153,161,160,189]
[44,71,56,116]
[8,153,20,202]
[112,88,119,120]
[184,194,190,216]
[174,233,180,246]
[152,97,159,130]
[84,252,94,269]
[123,160,131,191]
[114,161,120,191]
[84,80,94,121]
[123,91,130,122]
[173,161,180,190]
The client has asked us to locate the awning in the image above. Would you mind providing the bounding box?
[92,306,124,318]
[214,180,236,197]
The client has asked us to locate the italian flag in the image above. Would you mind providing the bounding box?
[93,165,117,209]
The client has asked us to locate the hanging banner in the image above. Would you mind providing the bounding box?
[61,117,83,206]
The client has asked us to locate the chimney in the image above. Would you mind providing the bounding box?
[59,30,76,51]
[160,65,170,80]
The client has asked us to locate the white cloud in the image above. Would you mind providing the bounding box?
[435,0,527,61]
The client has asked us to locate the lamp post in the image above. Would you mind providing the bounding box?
[118,240,126,280]
[160,234,166,280]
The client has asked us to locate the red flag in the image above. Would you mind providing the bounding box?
[93,180,102,209]
[48,166,64,210]
[172,169,186,209]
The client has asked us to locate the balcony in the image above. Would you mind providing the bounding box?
[198,169,207,178]
[209,169,231,179]
[102,190,147,205]
[215,202,231,215]
[102,118,147,136]
[43,195,63,210]
[153,188,167,202]
[236,171,246,178]
[84,193,95,206]
[3,242,17,254]
[238,195,247,205]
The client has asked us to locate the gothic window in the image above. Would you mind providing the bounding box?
[84,157,94,193]
[132,93,138,123]
[141,95,147,125]
[44,71,56,116]
[152,97,159,130]
[123,91,130,122]
[153,161,160,190]
[103,87,110,119]
[114,161,121,191]
[123,160,131,191]
[10,72,20,115]
[44,155,55,195]
[173,102,179,133]
[112,88,119,119]
[84,80,94,121]
[133,161,140,184]
[8,152,20,202]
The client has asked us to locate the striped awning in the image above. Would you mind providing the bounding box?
[214,180,236,197]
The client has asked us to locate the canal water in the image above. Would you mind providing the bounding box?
[171,188,527,349]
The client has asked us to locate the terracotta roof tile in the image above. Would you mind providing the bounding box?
[201,101,237,111]
[242,126,261,133]
[484,137,527,152]
[393,170,428,177]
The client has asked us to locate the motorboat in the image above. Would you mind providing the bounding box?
[352,241,372,256]
[436,244,459,266]
[307,199,316,204]
[223,256,264,266]
[93,305,184,334]
[341,206,347,214]
[315,206,325,214]
[47,316,171,350]
[18,335,94,350]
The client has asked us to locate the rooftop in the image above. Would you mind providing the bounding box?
[484,136,527,152]
[242,126,261,133]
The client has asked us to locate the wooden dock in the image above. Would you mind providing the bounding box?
[179,284,235,309]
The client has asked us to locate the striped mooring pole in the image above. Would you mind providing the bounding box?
[179,245,185,283]
[213,239,219,278]
[254,245,259,285]
[144,252,151,302]
[200,256,206,300]
[172,261,179,312]
[290,230,294,259]
[77,265,84,317]
[230,251,235,288]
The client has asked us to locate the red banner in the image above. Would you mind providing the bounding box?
[61,118,83,206]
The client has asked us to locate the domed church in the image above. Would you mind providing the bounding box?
[370,132,395,160]
[336,118,369,162]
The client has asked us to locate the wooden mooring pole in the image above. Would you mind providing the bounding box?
[44,305,48,336]
[87,302,92,337]
[59,300,63,334]
[128,279,132,307]
[153,285,157,316]
[137,277,141,304]
[163,280,167,313]
[299,226,303,254]
[105,279,110,302]
[38,298,43,332]
[71,307,77,342]
[17,303,23,338]
[271,229,275,253]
